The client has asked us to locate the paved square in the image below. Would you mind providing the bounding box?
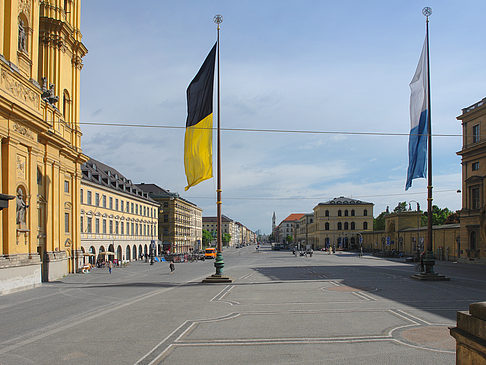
[1,245,484,364]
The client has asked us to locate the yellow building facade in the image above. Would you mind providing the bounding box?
[457,97,486,263]
[312,197,374,250]
[81,159,159,265]
[0,0,87,294]
[361,211,460,261]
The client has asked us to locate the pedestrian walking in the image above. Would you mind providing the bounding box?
[108,260,113,274]
[169,260,175,273]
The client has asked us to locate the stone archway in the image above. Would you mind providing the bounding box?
[126,245,131,261]
[117,245,122,263]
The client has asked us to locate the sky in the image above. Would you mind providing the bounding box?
[79,0,486,234]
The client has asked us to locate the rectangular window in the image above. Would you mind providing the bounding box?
[136,204,138,215]
[80,216,84,233]
[126,222,129,235]
[115,199,119,211]
[131,203,134,213]
[473,124,480,143]
[135,224,138,236]
[64,180,69,193]
[95,218,100,234]
[95,193,100,206]
[115,221,119,234]
[80,189,83,204]
[103,195,107,208]
[132,223,134,235]
[121,200,124,212]
[103,219,107,234]
[471,186,480,210]
[121,222,124,235]
[64,213,69,233]
[87,191,92,205]
[109,220,113,234]
[472,162,479,171]
[109,197,113,210]
[87,217,92,233]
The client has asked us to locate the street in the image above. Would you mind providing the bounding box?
[1,244,484,364]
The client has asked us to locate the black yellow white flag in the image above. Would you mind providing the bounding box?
[184,43,217,191]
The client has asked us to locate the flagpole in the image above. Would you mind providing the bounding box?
[203,14,232,283]
[424,7,435,274]
[412,7,448,281]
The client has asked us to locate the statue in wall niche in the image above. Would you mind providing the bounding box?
[16,188,29,226]
[41,77,59,105]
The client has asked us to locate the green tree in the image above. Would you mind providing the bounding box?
[202,229,213,248]
[393,201,408,213]
[286,235,293,244]
[222,233,231,245]
[422,205,455,226]
[373,211,387,231]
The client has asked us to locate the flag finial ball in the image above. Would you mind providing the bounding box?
[422,7,432,17]
[213,15,223,24]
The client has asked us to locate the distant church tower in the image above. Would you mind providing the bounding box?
[272,212,276,232]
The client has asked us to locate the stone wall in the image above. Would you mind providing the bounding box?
[450,302,486,364]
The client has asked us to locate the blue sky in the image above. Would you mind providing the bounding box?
[79,1,486,233]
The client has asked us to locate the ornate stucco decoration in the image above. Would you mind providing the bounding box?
[13,122,35,141]
[16,155,26,180]
[18,0,32,18]
[0,69,40,110]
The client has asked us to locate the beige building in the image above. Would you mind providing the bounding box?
[235,221,256,246]
[312,197,373,250]
[137,183,202,254]
[296,213,314,248]
[203,215,237,247]
[1,0,88,293]
[81,159,159,264]
[457,97,486,263]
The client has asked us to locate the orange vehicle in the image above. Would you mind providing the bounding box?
[204,247,216,259]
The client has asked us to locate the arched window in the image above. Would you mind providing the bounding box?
[351,209,355,216]
[351,222,355,230]
[338,210,342,217]
[325,210,329,217]
[344,222,349,230]
[364,209,368,216]
[470,231,476,251]
[344,210,348,216]
[363,222,368,230]
[325,222,330,231]
[337,222,342,230]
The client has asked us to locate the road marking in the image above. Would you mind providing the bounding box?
[394,309,432,325]
[136,313,241,365]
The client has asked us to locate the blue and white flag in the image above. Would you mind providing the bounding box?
[406,36,429,190]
